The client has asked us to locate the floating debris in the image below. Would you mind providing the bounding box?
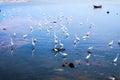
[69,62,75,68]
[107,11,110,14]
[62,62,68,67]
[2,28,6,30]
[54,68,64,72]
[118,40,120,46]
[51,21,57,23]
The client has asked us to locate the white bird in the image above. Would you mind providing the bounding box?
[108,75,116,80]
[88,47,93,51]
[60,52,67,58]
[47,29,50,34]
[54,33,58,39]
[10,38,14,46]
[13,32,16,37]
[54,38,58,45]
[23,34,27,39]
[113,53,119,63]
[86,54,92,59]
[30,26,33,32]
[85,31,90,36]
[82,35,89,40]
[10,38,14,55]
[32,38,36,46]
[73,40,77,47]
[75,34,80,42]
[60,41,64,49]
[54,33,59,45]
[38,22,42,31]
[65,32,70,39]
[33,38,37,43]
[108,40,114,48]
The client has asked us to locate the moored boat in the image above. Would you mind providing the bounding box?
[93,5,102,8]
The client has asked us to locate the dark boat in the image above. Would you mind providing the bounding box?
[93,5,102,8]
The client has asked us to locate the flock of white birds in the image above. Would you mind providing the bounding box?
[0,6,120,80]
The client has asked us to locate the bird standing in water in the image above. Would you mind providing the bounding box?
[108,40,114,48]
[10,38,14,55]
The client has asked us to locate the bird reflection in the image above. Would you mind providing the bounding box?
[32,47,35,57]
[11,48,14,55]
[86,59,90,66]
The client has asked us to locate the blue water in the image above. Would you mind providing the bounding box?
[0,2,120,80]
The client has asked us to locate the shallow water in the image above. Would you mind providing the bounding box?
[0,2,120,80]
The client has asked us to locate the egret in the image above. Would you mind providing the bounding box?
[75,34,80,42]
[60,41,64,49]
[30,26,33,32]
[32,38,36,46]
[13,32,16,37]
[60,52,67,58]
[82,35,89,40]
[47,29,50,34]
[108,40,114,48]
[85,31,90,36]
[86,54,92,59]
[113,53,119,63]
[54,38,58,45]
[23,34,27,39]
[65,32,70,39]
[108,75,116,80]
[10,38,14,46]
[10,38,14,55]
[88,46,93,51]
[73,40,77,47]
